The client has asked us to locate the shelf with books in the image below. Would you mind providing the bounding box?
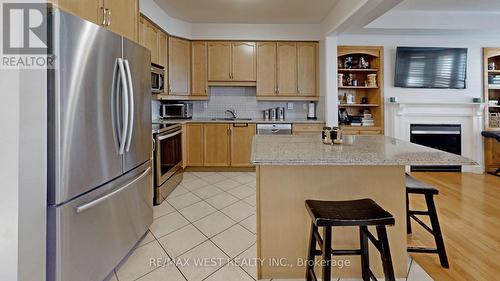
[337,46,384,135]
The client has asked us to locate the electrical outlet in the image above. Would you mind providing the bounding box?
[203,102,208,109]
[303,103,307,110]
[287,102,294,110]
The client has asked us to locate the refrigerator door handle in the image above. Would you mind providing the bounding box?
[117,58,129,155]
[75,166,151,213]
[124,59,134,152]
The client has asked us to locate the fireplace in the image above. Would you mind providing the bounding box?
[410,124,462,172]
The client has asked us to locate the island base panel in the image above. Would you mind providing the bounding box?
[256,165,407,279]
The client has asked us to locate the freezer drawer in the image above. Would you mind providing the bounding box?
[47,161,153,281]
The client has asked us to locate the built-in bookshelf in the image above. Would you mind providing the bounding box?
[337,46,384,135]
[484,48,500,131]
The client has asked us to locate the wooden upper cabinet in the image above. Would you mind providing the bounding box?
[232,42,256,81]
[204,124,230,167]
[256,42,277,96]
[297,42,317,97]
[103,0,138,41]
[140,19,159,64]
[277,42,298,96]
[168,37,191,95]
[208,42,231,81]
[158,32,168,69]
[191,41,208,96]
[230,124,256,167]
[186,124,204,166]
[55,0,100,24]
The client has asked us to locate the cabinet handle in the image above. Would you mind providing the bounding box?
[101,7,107,26]
[107,9,111,26]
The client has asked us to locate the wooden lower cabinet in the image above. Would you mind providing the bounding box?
[230,123,256,167]
[185,123,256,167]
[186,124,204,166]
[203,124,231,167]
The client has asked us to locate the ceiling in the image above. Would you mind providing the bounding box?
[153,0,339,24]
[393,0,500,12]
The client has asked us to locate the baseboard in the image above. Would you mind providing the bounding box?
[185,166,256,172]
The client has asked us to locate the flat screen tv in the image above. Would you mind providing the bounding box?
[394,47,467,89]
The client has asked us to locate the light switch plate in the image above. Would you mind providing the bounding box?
[287,102,294,110]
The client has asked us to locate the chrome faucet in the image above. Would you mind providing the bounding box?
[225,109,237,119]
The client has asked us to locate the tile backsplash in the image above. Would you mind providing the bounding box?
[152,87,316,120]
[193,87,311,119]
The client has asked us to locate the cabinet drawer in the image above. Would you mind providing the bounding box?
[292,123,324,133]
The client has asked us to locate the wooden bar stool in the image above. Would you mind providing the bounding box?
[406,174,449,268]
[305,199,396,281]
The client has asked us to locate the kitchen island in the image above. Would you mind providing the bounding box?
[251,135,476,279]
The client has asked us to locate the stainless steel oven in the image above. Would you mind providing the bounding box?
[151,63,164,93]
[153,124,183,205]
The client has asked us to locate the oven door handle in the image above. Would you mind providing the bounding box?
[158,130,181,141]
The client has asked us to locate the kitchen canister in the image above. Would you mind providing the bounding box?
[322,127,332,144]
[330,127,343,144]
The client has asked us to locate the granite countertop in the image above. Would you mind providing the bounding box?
[251,135,477,166]
[153,118,325,125]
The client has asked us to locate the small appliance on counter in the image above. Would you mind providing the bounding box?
[151,63,164,93]
[307,102,317,120]
[263,110,270,120]
[277,107,285,121]
[270,108,277,121]
[160,103,193,119]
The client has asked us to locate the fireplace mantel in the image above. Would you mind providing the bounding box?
[386,102,484,173]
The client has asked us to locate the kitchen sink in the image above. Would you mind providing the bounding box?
[211,118,253,121]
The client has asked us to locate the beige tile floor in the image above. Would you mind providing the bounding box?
[109,171,433,281]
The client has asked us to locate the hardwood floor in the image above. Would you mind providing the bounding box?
[408,172,500,281]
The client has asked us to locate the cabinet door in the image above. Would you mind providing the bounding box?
[168,37,191,95]
[138,17,146,47]
[297,42,317,97]
[277,42,297,96]
[204,124,230,167]
[142,20,158,64]
[208,42,231,81]
[186,124,204,167]
[230,124,256,167]
[158,32,168,68]
[232,42,256,81]
[191,42,208,96]
[55,0,100,24]
[159,32,168,93]
[256,42,277,96]
[105,0,138,41]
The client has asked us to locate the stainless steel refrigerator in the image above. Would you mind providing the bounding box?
[46,9,153,281]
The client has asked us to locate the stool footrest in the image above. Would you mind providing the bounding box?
[408,247,439,253]
[409,210,429,215]
[332,249,362,256]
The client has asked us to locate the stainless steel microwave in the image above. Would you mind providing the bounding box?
[151,64,164,93]
[160,103,193,119]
